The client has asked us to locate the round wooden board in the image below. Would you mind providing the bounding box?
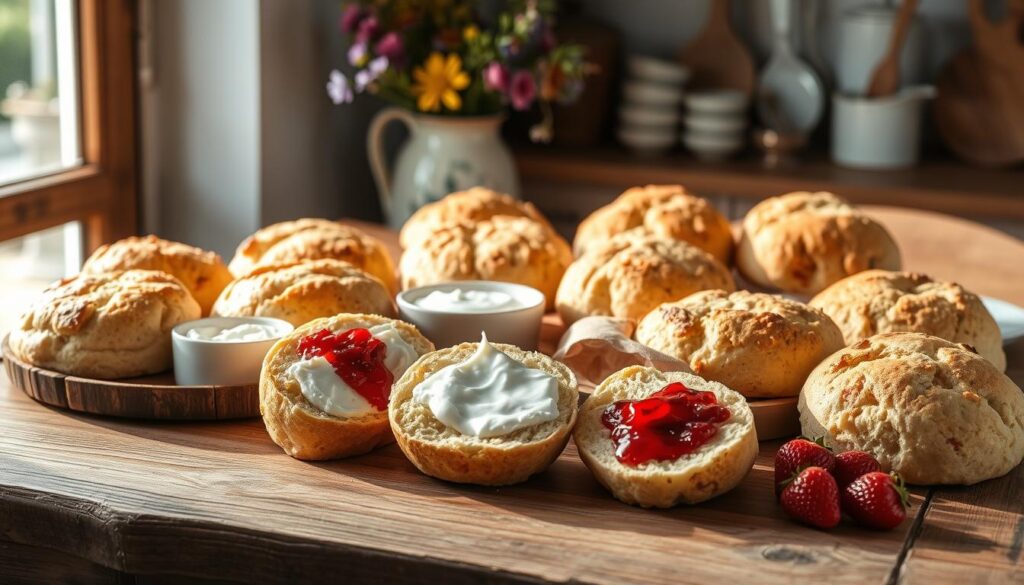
[2,336,260,420]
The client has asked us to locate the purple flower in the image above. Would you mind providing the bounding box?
[340,4,364,34]
[326,70,353,104]
[348,42,368,67]
[355,16,379,43]
[375,32,404,62]
[509,70,536,111]
[484,62,510,93]
[355,56,389,92]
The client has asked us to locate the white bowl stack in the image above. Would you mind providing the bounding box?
[617,56,689,154]
[682,90,750,161]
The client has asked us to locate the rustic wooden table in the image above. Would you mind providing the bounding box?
[1,208,1022,584]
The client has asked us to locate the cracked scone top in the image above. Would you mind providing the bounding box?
[556,230,734,326]
[737,192,901,295]
[9,270,201,379]
[573,185,734,263]
[810,270,1005,371]
[636,290,844,398]
[799,332,1024,485]
[398,187,553,249]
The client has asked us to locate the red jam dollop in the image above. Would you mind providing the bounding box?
[601,382,731,466]
[297,328,392,410]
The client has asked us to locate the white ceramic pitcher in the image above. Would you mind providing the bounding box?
[367,108,520,229]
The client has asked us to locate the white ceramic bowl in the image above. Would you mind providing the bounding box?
[617,126,677,154]
[620,104,680,128]
[627,56,690,86]
[683,89,749,114]
[682,130,745,161]
[397,281,546,350]
[683,112,747,134]
[172,316,293,386]
[622,80,684,107]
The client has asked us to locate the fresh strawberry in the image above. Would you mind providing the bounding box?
[842,472,909,530]
[779,466,841,529]
[774,438,835,496]
[833,450,882,489]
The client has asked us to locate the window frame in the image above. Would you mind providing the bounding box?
[0,0,137,253]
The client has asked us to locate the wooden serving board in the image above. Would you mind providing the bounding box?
[2,337,259,420]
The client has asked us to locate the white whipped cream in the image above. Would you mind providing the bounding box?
[414,288,517,313]
[412,333,559,438]
[186,323,280,342]
[288,323,418,417]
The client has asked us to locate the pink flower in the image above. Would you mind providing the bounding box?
[509,70,536,111]
[375,32,404,62]
[356,16,379,43]
[355,57,389,92]
[484,62,510,93]
[340,4,363,34]
[326,70,353,104]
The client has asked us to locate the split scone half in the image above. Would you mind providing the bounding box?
[260,313,433,460]
[574,366,758,508]
[389,337,579,486]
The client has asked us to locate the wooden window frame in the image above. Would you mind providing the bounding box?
[0,0,137,253]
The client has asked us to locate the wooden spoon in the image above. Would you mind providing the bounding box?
[865,0,920,97]
[678,0,755,96]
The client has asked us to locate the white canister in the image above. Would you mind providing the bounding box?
[835,6,926,95]
[831,86,936,170]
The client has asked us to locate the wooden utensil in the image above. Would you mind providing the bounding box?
[678,0,755,96]
[865,0,920,97]
[934,0,1024,167]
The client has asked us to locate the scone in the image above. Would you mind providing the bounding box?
[229,219,397,292]
[80,235,232,315]
[810,270,1006,371]
[389,337,578,486]
[636,290,845,398]
[212,259,396,326]
[399,216,571,310]
[555,230,734,326]
[9,270,201,379]
[737,192,901,295]
[799,332,1024,485]
[574,185,734,263]
[399,187,553,248]
[574,366,758,507]
[260,313,433,460]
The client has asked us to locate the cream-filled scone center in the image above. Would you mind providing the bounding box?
[412,333,559,438]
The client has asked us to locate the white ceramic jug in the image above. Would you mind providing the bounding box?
[367,108,520,229]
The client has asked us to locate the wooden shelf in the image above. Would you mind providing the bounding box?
[515,145,1024,220]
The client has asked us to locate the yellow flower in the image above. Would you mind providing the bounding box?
[463,25,479,42]
[411,52,470,112]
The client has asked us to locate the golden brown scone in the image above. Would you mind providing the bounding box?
[8,270,201,379]
[389,342,578,486]
[636,290,845,398]
[810,270,1006,371]
[574,185,734,263]
[736,192,901,295]
[211,259,395,326]
[556,230,734,326]
[399,216,571,310]
[260,313,433,460]
[799,332,1024,485]
[80,235,231,315]
[399,187,554,248]
[574,366,758,507]
[229,219,397,292]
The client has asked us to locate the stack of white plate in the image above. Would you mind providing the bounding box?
[617,56,689,154]
[682,90,749,161]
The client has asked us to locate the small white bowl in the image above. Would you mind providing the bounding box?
[397,281,546,350]
[617,126,677,153]
[682,130,745,161]
[683,90,749,114]
[622,80,684,107]
[172,316,293,386]
[683,113,747,134]
[620,105,680,128]
[627,56,690,86]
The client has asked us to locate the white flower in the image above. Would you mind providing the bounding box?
[326,69,353,104]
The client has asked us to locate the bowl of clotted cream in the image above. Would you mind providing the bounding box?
[397,281,545,350]
[172,316,294,386]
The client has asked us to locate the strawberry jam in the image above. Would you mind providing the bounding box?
[601,382,731,466]
[297,328,392,410]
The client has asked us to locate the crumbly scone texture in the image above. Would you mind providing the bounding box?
[80,235,231,316]
[736,191,901,295]
[574,366,758,507]
[574,185,734,264]
[810,270,1005,371]
[228,218,397,292]
[399,187,554,248]
[9,270,201,379]
[799,332,1024,485]
[399,215,571,310]
[389,341,579,486]
[212,259,396,326]
[636,290,844,398]
[260,313,433,460]
[556,230,735,326]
